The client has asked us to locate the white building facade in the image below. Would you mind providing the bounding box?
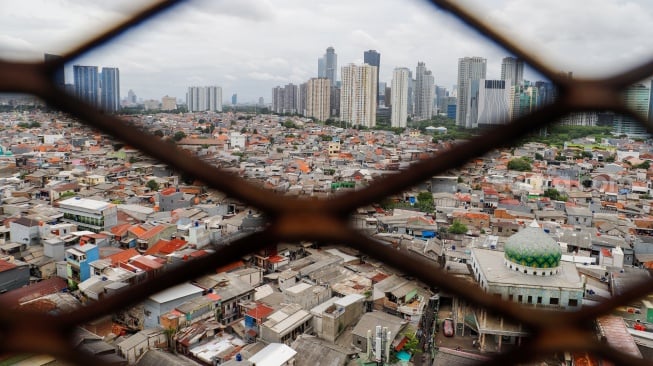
[340,63,378,128]
[187,86,222,112]
[391,68,410,128]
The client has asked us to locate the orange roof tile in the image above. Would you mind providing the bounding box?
[105,248,139,265]
[128,225,147,238]
[139,225,168,240]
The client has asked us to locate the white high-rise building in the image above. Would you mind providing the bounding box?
[306,78,331,122]
[340,63,378,128]
[476,80,510,126]
[501,57,524,86]
[391,68,410,128]
[457,57,487,128]
[186,86,222,112]
[414,62,435,121]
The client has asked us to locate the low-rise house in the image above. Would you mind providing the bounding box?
[282,282,332,311]
[58,197,118,233]
[66,243,99,287]
[310,294,365,342]
[0,258,32,293]
[194,273,255,325]
[143,282,204,328]
[9,217,41,246]
[566,206,593,227]
[116,328,167,364]
[243,303,275,343]
[291,335,356,366]
[351,311,407,353]
[187,329,246,364]
[158,188,193,212]
[248,343,297,366]
[534,209,567,224]
[260,303,313,345]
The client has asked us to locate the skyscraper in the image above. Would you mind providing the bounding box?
[501,57,524,86]
[434,86,448,115]
[271,83,299,114]
[44,53,65,88]
[340,63,377,128]
[364,50,381,103]
[100,67,120,113]
[414,62,435,121]
[614,83,650,137]
[73,65,99,107]
[318,56,326,78]
[272,86,285,114]
[232,93,237,105]
[284,83,298,114]
[306,78,331,122]
[391,67,410,128]
[407,71,415,117]
[508,81,539,121]
[186,86,222,112]
[161,95,177,111]
[324,47,337,86]
[297,82,308,116]
[476,80,510,127]
[456,57,487,128]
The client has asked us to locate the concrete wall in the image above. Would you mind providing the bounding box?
[143,292,202,328]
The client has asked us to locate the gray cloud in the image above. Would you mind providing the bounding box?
[1,0,652,103]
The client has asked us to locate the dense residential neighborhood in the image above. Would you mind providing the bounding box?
[0,108,650,365]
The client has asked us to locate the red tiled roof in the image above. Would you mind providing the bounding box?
[0,260,17,273]
[130,256,164,271]
[216,260,245,273]
[105,248,139,265]
[146,238,187,255]
[268,255,286,263]
[206,293,221,301]
[140,225,168,240]
[190,250,208,258]
[0,277,67,309]
[127,225,147,237]
[245,304,274,320]
[370,273,389,283]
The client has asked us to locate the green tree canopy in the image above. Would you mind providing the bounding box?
[507,157,532,172]
[543,188,568,201]
[448,220,468,235]
[416,191,434,213]
[146,179,160,192]
[172,131,186,142]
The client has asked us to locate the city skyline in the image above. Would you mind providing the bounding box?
[3,0,653,102]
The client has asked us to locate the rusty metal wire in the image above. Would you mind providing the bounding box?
[0,0,651,364]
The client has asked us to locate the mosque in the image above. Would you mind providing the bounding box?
[466,220,585,352]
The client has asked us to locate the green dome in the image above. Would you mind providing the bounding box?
[504,221,561,269]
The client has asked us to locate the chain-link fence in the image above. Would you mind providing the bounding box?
[0,0,651,365]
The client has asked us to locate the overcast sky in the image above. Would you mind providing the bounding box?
[2,0,653,103]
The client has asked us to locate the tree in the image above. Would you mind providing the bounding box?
[581,151,593,159]
[507,158,532,172]
[448,220,468,235]
[634,160,650,170]
[543,188,568,202]
[534,152,544,161]
[283,120,297,129]
[172,131,186,142]
[146,179,159,192]
[416,191,434,213]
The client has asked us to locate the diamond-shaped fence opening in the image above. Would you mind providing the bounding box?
[0,1,652,365]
